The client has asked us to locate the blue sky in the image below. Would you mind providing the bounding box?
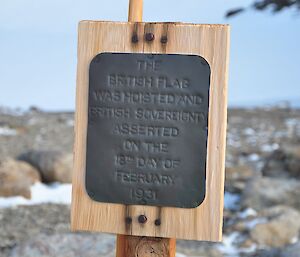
[0,0,299,110]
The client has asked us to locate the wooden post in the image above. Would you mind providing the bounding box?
[116,235,176,257]
[128,0,143,22]
[116,2,176,256]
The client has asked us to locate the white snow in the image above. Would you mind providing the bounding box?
[217,232,240,257]
[175,253,188,257]
[243,128,255,136]
[291,236,299,244]
[0,126,18,136]
[66,119,74,126]
[27,117,38,125]
[286,118,300,136]
[285,118,300,127]
[224,192,240,210]
[247,153,260,162]
[0,182,71,208]
[238,208,257,219]
[218,232,257,257]
[261,143,279,152]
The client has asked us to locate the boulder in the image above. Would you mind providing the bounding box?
[250,206,300,247]
[225,165,256,193]
[226,165,254,181]
[241,177,300,211]
[19,150,73,183]
[262,149,300,178]
[0,158,40,198]
[262,149,288,178]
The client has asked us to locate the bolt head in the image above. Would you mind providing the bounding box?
[154,219,161,226]
[138,215,147,224]
[145,33,155,42]
[125,217,132,224]
[160,36,168,44]
[131,34,139,43]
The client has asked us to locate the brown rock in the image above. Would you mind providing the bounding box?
[232,221,248,233]
[225,165,256,193]
[262,149,300,178]
[53,153,73,183]
[250,206,300,247]
[226,165,254,181]
[0,159,40,199]
[262,149,288,178]
[19,150,73,183]
[238,238,255,249]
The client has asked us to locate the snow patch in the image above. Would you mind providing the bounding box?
[238,208,257,219]
[261,143,279,152]
[0,126,18,136]
[27,117,38,125]
[285,118,300,127]
[243,128,255,136]
[218,232,240,257]
[175,253,188,257]
[0,182,71,208]
[218,232,257,256]
[66,119,74,126]
[290,236,298,244]
[248,153,260,162]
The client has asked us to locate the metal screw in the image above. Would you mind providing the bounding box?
[160,36,168,44]
[154,219,161,226]
[145,33,155,42]
[131,34,139,43]
[138,215,147,224]
[125,217,132,224]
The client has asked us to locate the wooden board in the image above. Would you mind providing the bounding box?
[71,21,230,241]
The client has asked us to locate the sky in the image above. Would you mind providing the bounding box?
[0,0,299,110]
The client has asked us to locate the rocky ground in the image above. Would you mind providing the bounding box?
[1,105,300,257]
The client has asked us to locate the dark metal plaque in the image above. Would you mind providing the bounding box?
[86,53,210,208]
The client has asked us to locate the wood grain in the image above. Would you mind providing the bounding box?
[116,235,176,257]
[71,21,230,241]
